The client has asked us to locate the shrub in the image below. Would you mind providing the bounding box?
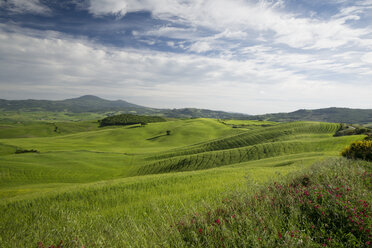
[341,140,372,161]
[15,148,39,154]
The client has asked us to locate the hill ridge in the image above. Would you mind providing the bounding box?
[0,95,371,123]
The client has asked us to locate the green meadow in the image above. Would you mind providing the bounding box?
[0,116,369,247]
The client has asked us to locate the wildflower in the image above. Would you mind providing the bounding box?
[278,231,282,240]
[322,244,327,247]
[199,228,202,234]
[216,219,221,225]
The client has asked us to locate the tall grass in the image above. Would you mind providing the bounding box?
[0,155,307,247]
[173,158,371,247]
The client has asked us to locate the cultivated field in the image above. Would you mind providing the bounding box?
[0,117,370,247]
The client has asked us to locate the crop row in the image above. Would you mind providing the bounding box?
[139,138,338,175]
[148,122,340,160]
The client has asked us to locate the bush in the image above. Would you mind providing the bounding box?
[341,140,372,161]
[15,148,39,154]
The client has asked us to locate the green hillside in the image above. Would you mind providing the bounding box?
[0,95,147,113]
[0,117,369,247]
[248,107,372,124]
[0,95,250,120]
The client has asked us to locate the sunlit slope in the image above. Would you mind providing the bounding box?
[0,119,241,197]
[0,119,364,200]
[0,121,101,139]
[0,118,241,154]
[150,122,340,159]
[139,122,363,174]
[0,152,137,188]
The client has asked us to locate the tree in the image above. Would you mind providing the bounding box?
[166,130,171,135]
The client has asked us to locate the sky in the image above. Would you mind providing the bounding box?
[0,0,371,114]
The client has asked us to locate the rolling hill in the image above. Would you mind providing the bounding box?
[0,95,250,119]
[248,107,372,124]
[0,117,369,247]
[0,95,153,114]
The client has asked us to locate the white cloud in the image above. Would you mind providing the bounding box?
[88,0,372,50]
[1,24,372,114]
[361,52,372,63]
[189,41,212,53]
[0,0,51,15]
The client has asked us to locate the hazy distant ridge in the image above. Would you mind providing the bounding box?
[0,95,371,123]
[247,108,372,124]
[0,95,249,119]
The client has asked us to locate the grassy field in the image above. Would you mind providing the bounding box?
[0,117,369,247]
[0,111,108,123]
[220,119,278,126]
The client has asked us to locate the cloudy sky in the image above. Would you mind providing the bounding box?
[0,0,371,114]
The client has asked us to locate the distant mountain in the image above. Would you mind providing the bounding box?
[1,96,371,123]
[0,95,153,113]
[247,107,372,124]
[163,108,249,119]
[0,95,249,119]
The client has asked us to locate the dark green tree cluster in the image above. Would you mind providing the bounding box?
[99,114,165,127]
[341,140,372,161]
[334,124,371,137]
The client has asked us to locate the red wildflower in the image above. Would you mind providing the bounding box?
[216,219,221,225]
[278,231,282,240]
[199,228,202,234]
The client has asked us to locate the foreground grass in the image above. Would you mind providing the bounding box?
[0,154,318,247]
[173,158,372,247]
[1,157,369,247]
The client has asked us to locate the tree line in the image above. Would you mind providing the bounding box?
[99,114,166,127]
